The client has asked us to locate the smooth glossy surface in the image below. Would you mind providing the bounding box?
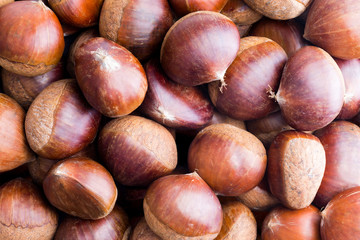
[25,79,101,160]
[276,46,345,131]
[313,121,360,208]
[43,157,118,219]
[188,124,267,196]
[221,0,262,25]
[169,0,228,16]
[144,172,223,240]
[75,37,148,117]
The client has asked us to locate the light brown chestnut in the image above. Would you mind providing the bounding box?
[160,11,240,87]
[320,187,360,240]
[262,205,321,240]
[215,200,257,240]
[99,0,173,61]
[0,178,58,240]
[48,0,104,28]
[75,37,148,117]
[25,79,101,160]
[250,18,306,57]
[168,0,228,17]
[143,172,223,240]
[98,115,177,186]
[0,94,35,172]
[304,0,360,59]
[131,218,161,240]
[275,46,345,131]
[313,121,360,208]
[267,131,326,209]
[2,62,65,109]
[188,123,267,196]
[221,0,262,25]
[54,206,130,240]
[43,157,118,220]
[0,1,64,76]
[243,0,312,20]
[0,0,13,7]
[209,36,287,121]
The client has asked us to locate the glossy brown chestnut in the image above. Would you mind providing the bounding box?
[320,187,360,240]
[43,157,118,219]
[48,0,104,28]
[0,1,64,76]
[336,59,360,119]
[275,46,345,131]
[209,36,287,121]
[267,131,326,209]
[215,200,257,240]
[313,121,360,208]
[243,0,312,20]
[75,37,148,117]
[131,218,161,240]
[221,0,262,25]
[250,18,306,57]
[98,115,177,186]
[168,0,228,17]
[67,28,99,77]
[188,123,267,196]
[304,0,360,59]
[0,94,35,172]
[141,58,213,129]
[160,11,240,87]
[262,205,321,240]
[143,172,223,240]
[25,79,101,160]
[2,62,65,109]
[54,206,130,240]
[237,178,279,211]
[99,0,173,61]
[0,178,58,240]
[246,111,293,149]
[0,0,13,7]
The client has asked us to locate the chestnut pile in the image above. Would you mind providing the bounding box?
[0,0,359,239]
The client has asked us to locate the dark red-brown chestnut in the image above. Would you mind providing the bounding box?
[221,0,262,26]
[168,0,228,17]
[188,123,267,196]
[267,131,326,209]
[160,11,240,87]
[143,172,223,240]
[43,157,118,220]
[75,37,148,118]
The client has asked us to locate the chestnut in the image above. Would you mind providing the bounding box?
[320,187,360,240]
[0,178,58,240]
[168,0,228,17]
[25,79,101,160]
[131,218,161,240]
[262,205,321,240]
[0,1,64,76]
[267,131,326,209]
[0,94,35,172]
[54,206,130,240]
[188,123,267,196]
[43,157,118,220]
[2,62,65,109]
[143,172,223,240]
[275,46,345,131]
[208,110,246,130]
[0,0,13,7]
[208,36,287,121]
[75,37,148,118]
[313,121,360,208]
[335,59,360,119]
[48,0,104,28]
[243,0,312,20]
[250,18,306,57]
[304,0,360,59]
[221,0,263,25]
[160,11,240,87]
[141,58,214,130]
[215,200,257,240]
[98,115,177,186]
[99,0,173,61]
